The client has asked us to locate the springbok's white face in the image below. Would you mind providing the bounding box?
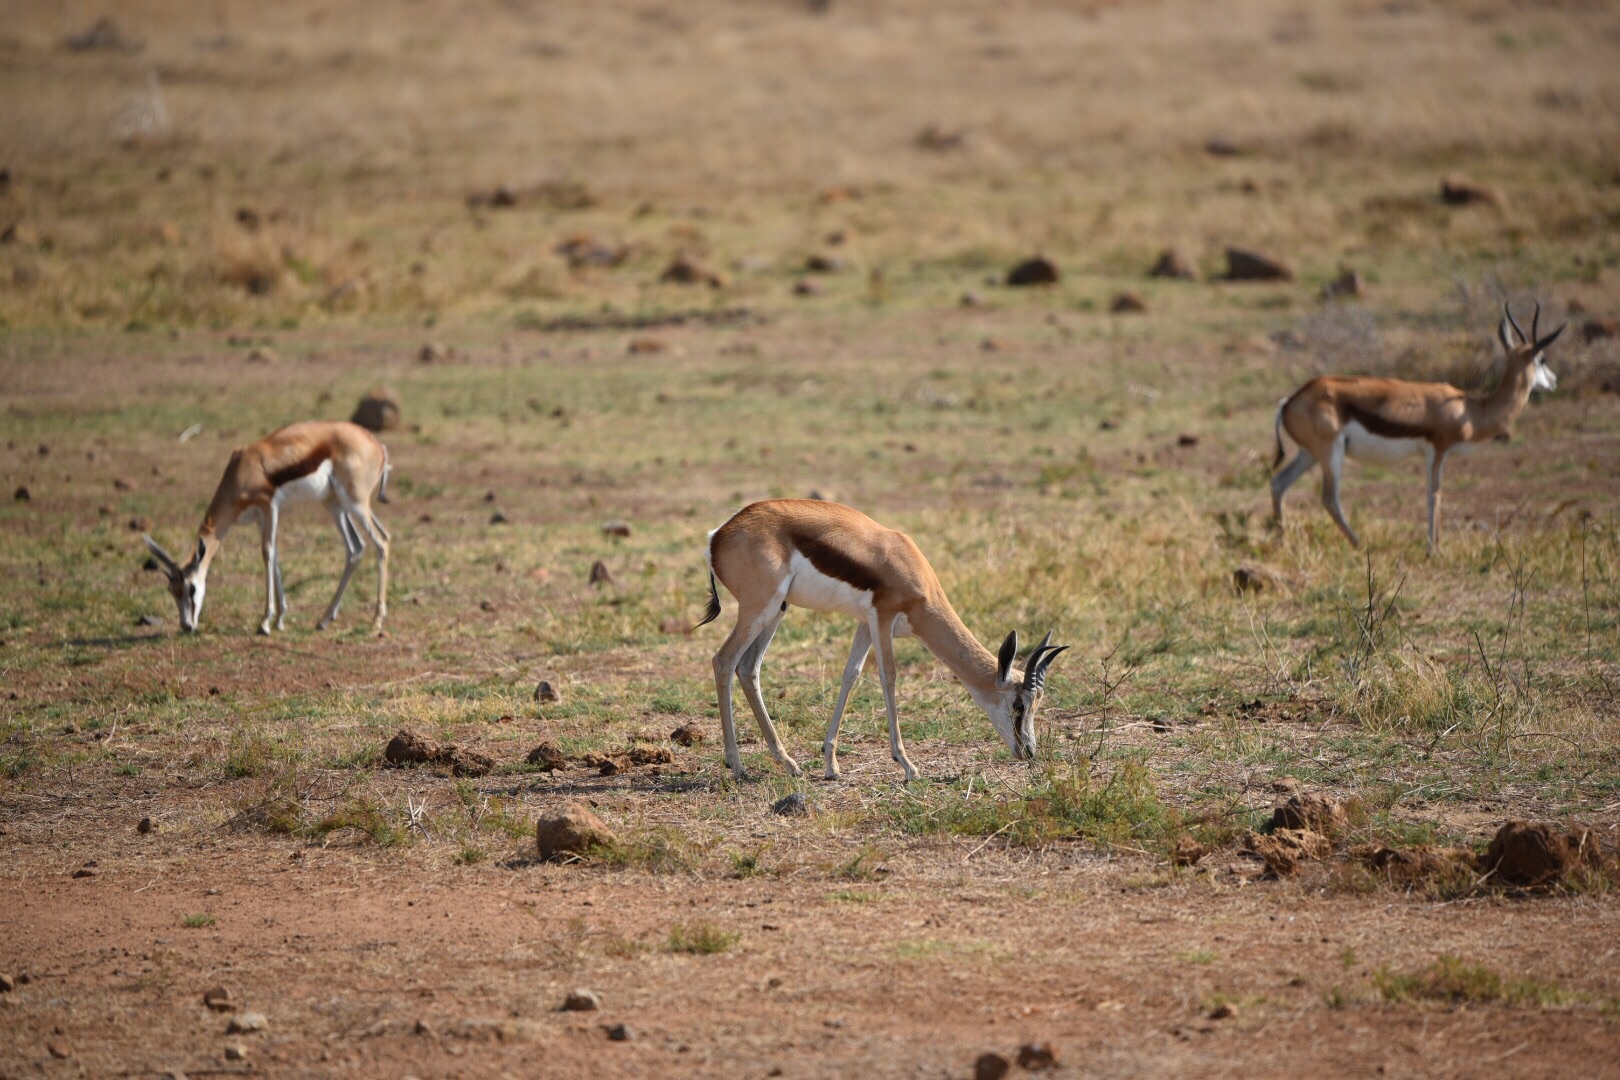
[1499,303,1564,395]
[144,535,209,633]
[1531,352,1558,392]
[986,630,1068,762]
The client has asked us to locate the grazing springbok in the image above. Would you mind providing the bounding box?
[697,499,1068,781]
[1271,302,1563,551]
[144,421,391,635]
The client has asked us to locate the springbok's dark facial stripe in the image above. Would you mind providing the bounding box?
[267,444,333,488]
[787,526,887,597]
[1342,403,1432,442]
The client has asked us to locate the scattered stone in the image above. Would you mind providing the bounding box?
[47,1040,72,1059]
[588,560,614,587]
[1440,174,1506,209]
[627,337,666,355]
[350,387,402,433]
[1017,1042,1059,1070]
[960,291,986,308]
[805,253,846,273]
[556,235,628,269]
[244,347,278,365]
[418,342,450,364]
[226,1011,268,1034]
[1208,1002,1238,1020]
[670,723,706,747]
[224,1043,248,1061]
[1224,248,1295,282]
[12,486,29,502]
[72,867,96,878]
[413,1019,435,1037]
[1582,318,1618,343]
[1271,792,1347,837]
[792,278,824,297]
[137,817,155,834]
[137,614,165,627]
[1233,562,1296,595]
[1321,268,1366,301]
[535,680,561,704]
[1150,247,1199,281]
[771,793,810,817]
[627,745,675,766]
[536,803,618,860]
[1176,433,1199,447]
[385,729,437,766]
[113,476,135,491]
[915,124,968,151]
[974,1052,1012,1080]
[1483,820,1604,887]
[1006,256,1059,287]
[560,988,602,1012]
[0,973,14,993]
[202,986,235,1012]
[605,1022,634,1041]
[592,754,623,777]
[488,512,509,525]
[1110,291,1148,313]
[660,255,723,287]
[479,599,497,613]
[1172,836,1209,867]
[602,521,631,538]
[1204,136,1242,156]
[525,742,567,771]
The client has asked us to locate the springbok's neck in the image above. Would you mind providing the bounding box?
[908,594,1001,703]
[1473,357,1537,438]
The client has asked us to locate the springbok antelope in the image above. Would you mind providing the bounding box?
[1271,302,1563,551]
[697,499,1068,781]
[143,421,391,635]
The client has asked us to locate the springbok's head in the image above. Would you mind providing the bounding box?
[1499,301,1564,393]
[143,535,211,633]
[985,630,1069,762]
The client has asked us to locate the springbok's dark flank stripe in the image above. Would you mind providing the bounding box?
[786,525,887,597]
[1342,404,1433,442]
[267,444,332,488]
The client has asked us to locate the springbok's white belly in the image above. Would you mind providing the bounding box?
[273,460,334,508]
[1342,422,1427,466]
[784,552,875,620]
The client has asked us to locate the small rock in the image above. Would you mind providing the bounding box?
[792,278,823,297]
[660,255,723,287]
[1582,318,1618,343]
[446,747,495,778]
[72,867,96,878]
[225,1011,267,1034]
[1271,792,1347,836]
[974,1052,1012,1080]
[627,337,666,355]
[536,804,618,860]
[1017,1042,1059,1070]
[479,599,497,613]
[1110,291,1148,313]
[224,1043,248,1061]
[535,680,561,704]
[489,512,509,525]
[1321,268,1365,301]
[0,973,14,993]
[1440,174,1506,209]
[1150,247,1199,281]
[137,817,155,834]
[244,347,278,365]
[1176,433,1199,447]
[350,387,402,433]
[202,986,235,1012]
[670,723,706,747]
[47,1041,72,1059]
[418,342,450,363]
[12,486,29,502]
[771,793,810,817]
[1233,563,1295,595]
[525,742,567,771]
[113,476,136,491]
[1208,1002,1238,1020]
[384,729,437,766]
[1225,248,1294,282]
[1204,136,1242,156]
[137,614,165,627]
[588,560,614,587]
[960,291,986,308]
[605,1022,634,1041]
[805,253,845,273]
[1006,256,1059,287]
[602,521,631,538]
[413,1019,436,1037]
[561,988,602,1012]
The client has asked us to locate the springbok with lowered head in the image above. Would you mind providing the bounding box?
[1271,302,1563,551]
[144,421,391,635]
[697,499,1067,781]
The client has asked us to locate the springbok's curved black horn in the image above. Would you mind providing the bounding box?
[1531,300,1541,344]
[1022,640,1069,694]
[1504,302,1526,345]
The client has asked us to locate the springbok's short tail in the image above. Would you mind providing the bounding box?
[694,569,722,629]
[1271,397,1289,471]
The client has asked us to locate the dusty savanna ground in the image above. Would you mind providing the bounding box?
[4,0,1620,1076]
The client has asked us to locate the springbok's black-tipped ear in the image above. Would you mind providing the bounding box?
[997,630,1019,685]
[193,537,207,566]
[1535,323,1565,352]
[143,534,179,576]
[1498,309,1520,352]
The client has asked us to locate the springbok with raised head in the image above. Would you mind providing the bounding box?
[143,421,391,635]
[1271,302,1563,551]
[697,499,1068,781]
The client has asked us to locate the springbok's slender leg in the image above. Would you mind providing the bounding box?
[712,588,788,779]
[871,614,919,782]
[1271,450,1317,523]
[823,622,872,779]
[272,548,288,631]
[734,608,801,776]
[1426,445,1447,554]
[1321,436,1361,547]
[258,502,281,635]
[336,485,390,630]
[318,505,365,629]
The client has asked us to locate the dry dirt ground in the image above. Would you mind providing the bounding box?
[5,0,1620,1077]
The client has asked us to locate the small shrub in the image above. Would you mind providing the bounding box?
[1374,955,1570,1007]
[182,913,216,929]
[667,922,740,955]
